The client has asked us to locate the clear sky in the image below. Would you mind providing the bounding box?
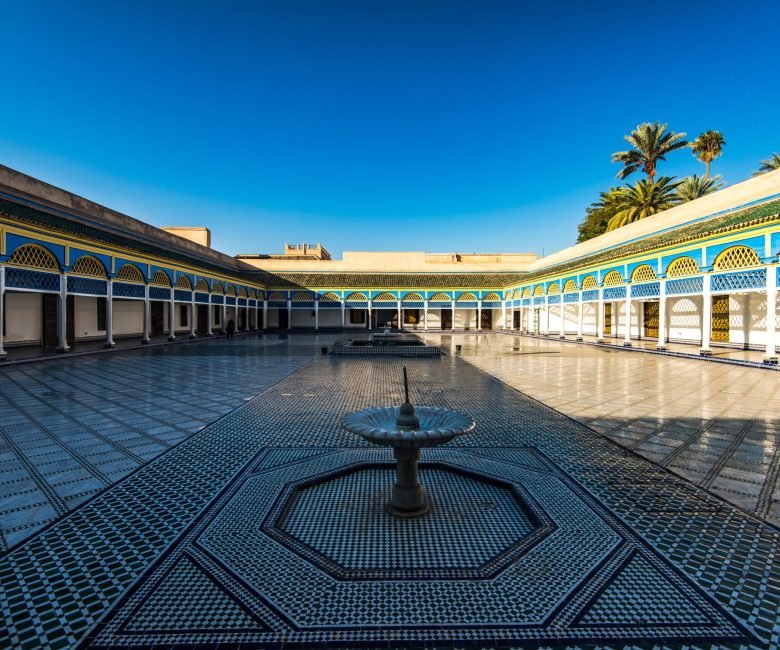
[1,1,778,258]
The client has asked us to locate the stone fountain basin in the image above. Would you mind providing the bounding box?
[343,406,475,448]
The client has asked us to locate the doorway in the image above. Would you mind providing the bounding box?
[481,309,492,330]
[42,294,74,346]
[603,303,612,335]
[440,310,453,330]
[151,302,165,336]
[643,302,659,338]
[197,305,209,335]
[712,295,730,343]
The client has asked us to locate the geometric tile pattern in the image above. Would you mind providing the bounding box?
[88,448,753,648]
[0,335,316,552]
[0,341,778,649]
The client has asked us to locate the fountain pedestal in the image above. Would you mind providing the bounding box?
[342,368,475,518]
[389,447,428,517]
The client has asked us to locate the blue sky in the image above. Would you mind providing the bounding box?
[1,1,778,257]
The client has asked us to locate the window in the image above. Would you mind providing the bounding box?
[349,309,366,324]
[180,305,188,327]
[97,298,107,331]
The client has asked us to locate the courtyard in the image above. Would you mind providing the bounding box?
[1,333,778,649]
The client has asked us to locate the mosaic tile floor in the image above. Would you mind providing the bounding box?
[0,334,326,551]
[427,333,780,527]
[1,336,778,649]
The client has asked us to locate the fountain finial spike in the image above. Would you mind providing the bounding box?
[396,366,420,430]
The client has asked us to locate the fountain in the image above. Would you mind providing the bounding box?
[342,367,475,517]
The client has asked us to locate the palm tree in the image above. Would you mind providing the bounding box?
[612,122,688,183]
[676,175,725,202]
[753,153,780,176]
[690,131,725,177]
[607,177,681,231]
[577,188,623,242]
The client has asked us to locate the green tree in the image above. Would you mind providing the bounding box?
[676,175,725,202]
[753,153,780,176]
[612,122,688,183]
[607,177,681,231]
[577,188,623,242]
[690,130,725,177]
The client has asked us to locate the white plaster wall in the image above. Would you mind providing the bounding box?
[318,309,342,327]
[547,305,563,333]
[113,299,144,336]
[727,292,771,347]
[291,309,316,328]
[73,295,103,338]
[667,296,702,343]
[4,292,42,343]
[582,303,597,335]
[491,308,502,330]
[266,308,279,328]
[564,304,578,333]
[426,309,442,329]
[616,302,640,339]
[454,308,476,329]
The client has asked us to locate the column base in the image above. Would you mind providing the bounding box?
[0,352,7,361]
[56,345,70,353]
[189,333,197,339]
[141,338,150,345]
[104,341,115,349]
[622,341,632,347]
[168,335,176,342]
[388,483,429,518]
[558,335,566,339]
[596,338,605,344]
[656,345,667,352]
[763,355,779,365]
[576,336,583,341]
[699,348,713,357]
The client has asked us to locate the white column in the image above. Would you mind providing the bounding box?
[576,293,583,340]
[501,301,506,331]
[623,285,632,347]
[206,297,213,336]
[105,277,115,348]
[700,273,712,355]
[367,302,372,330]
[397,300,402,329]
[451,303,455,331]
[423,299,429,331]
[341,301,346,328]
[168,289,176,341]
[765,266,777,363]
[57,271,70,352]
[527,304,533,333]
[222,302,227,334]
[314,299,319,330]
[286,299,292,330]
[596,289,604,342]
[142,284,150,343]
[0,265,6,359]
[189,297,196,339]
[657,279,667,351]
[477,303,482,331]
[262,299,268,330]
[542,299,549,335]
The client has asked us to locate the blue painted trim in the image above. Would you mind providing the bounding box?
[5,233,66,267]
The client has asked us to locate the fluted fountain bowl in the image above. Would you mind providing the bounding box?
[343,406,476,448]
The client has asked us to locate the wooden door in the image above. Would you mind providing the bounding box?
[603,303,612,335]
[440,310,452,330]
[481,309,492,329]
[277,308,289,330]
[66,295,75,344]
[42,294,58,346]
[513,311,521,329]
[712,295,730,343]
[151,302,165,336]
[197,305,208,334]
[643,302,659,338]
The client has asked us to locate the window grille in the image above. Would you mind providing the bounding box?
[563,280,577,293]
[176,275,192,289]
[521,288,531,298]
[666,256,700,277]
[713,246,761,271]
[71,256,105,277]
[547,283,560,295]
[602,271,624,287]
[482,292,501,301]
[195,279,209,291]
[292,292,312,301]
[151,270,171,287]
[8,244,58,270]
[321,292,341,302]
[631,265,657,283]
[226,285,237,297]
[374,292,397,301]
[581,276,597,290]
[429,293,450,303]
[403,293,424,302]
[457,293,478,302]
[116,264,144,283]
